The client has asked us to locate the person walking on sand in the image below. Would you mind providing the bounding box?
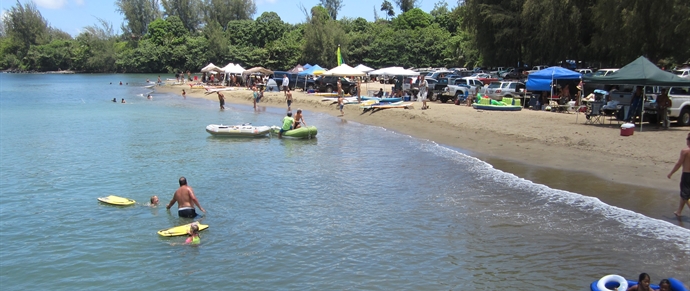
[285,89,293,111]
[166,177,206,218]
[282,74,290,95]
[419,75,429,110]
[668,132,690,217]
[217,91,225,110]
[656,88,671,129]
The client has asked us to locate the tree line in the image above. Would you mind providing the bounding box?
[0,0,688,73]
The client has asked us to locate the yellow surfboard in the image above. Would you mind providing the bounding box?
[157,222,209,237]
[97,195,136,206]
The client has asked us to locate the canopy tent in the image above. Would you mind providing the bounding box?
[303,63,312,69]
[242,67,273,76]
[526,66,582,91]
[583,56,690,131]
[201,63,223,73]
[298,65,327,76]
[583,56,690,86]
[220,63,245,74]
[288,64,305,74]
[354,64,374,73]
[322,64,367,77]
[369,66,419,76]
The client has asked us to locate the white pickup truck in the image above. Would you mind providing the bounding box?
[641,87,690,125]
[440,78,472,103]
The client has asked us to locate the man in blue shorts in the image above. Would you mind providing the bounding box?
[166,177,206,218]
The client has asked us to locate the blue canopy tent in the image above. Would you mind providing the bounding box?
[303,63,312,69]
[526,66,582,91]
[526,66,582,112]
[298,65,327,90]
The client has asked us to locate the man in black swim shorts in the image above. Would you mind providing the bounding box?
[668,132,690,217]
[166,177,206,218]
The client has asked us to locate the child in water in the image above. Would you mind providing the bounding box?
[627,273,653,291]
[149,195,159,206]
[185,224,200,245]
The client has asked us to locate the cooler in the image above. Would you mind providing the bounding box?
[620,123,635,136]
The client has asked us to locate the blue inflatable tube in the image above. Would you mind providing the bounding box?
[590,277,688,291]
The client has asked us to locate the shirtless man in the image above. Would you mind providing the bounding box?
[217,91,225,110]
[668,132,690,217]
[285,89,293,111]
[166,177,206,218]
[293,109,306,129]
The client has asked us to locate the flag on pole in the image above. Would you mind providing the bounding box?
[337,45,343,66]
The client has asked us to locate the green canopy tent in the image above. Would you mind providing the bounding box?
[583,56,690,131]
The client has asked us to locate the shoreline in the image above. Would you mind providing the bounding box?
[156,83,686,209]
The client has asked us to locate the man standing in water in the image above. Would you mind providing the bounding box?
[668,132,690,218]
[166,177,206,218]
[217,91,225,110]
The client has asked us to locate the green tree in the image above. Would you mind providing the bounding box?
[302,5,348,67]
[392,8,432,30]
[254,12,289,48]
[380,0,395,19]
[203,0,256,30]
[161,0,202,33]
[462,0,526,67]
[3,1,49,53]
[320,0,344,20]
[116,0,161,38]
[72,19,118,72]
[394,0,418,13]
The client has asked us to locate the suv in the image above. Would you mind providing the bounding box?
[314,76,354,94]
[485,81,526,100]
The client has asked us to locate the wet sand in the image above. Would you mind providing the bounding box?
[157,83,689,222]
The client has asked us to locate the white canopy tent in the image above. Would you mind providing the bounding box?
[321,64,367,77]
[223,64,245,74]
[353,64,374,73]
[200,63,223,73]
[369,66,419,76]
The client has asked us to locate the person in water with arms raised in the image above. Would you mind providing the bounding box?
[166,177,205,218]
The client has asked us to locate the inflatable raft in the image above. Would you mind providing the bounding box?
[270,126,318,139]
[590,275,687,291]
[206,124,271,137]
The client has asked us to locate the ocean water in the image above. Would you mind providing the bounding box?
[1,74,688,290]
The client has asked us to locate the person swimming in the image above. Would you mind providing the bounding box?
[185,224,200,245]
[150,195,159,206]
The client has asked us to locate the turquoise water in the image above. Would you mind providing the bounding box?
[1,74,689,290]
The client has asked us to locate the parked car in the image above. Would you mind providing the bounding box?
[425,70,454,80]
[468,73,499,84]
[576,68,593,75]
[484,81,527,100]
[674,68,690,79]
[314,76,354,94]
[583,68,621,95]
[441,79,472,103]
[592,68,619,77]
[456,77,485,94]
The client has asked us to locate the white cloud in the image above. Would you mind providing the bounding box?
[32,0,68,9]
[256,0,278,5]
[74,0,84,5]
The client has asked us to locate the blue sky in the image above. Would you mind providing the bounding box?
[1,0,457,37]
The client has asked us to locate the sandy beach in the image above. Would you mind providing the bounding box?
[158,83,687,196]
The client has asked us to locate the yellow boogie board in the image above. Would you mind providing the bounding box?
[97,195,136,206]
[157,222,209,237]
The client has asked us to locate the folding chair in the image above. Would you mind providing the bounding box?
[585,101,605,124]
